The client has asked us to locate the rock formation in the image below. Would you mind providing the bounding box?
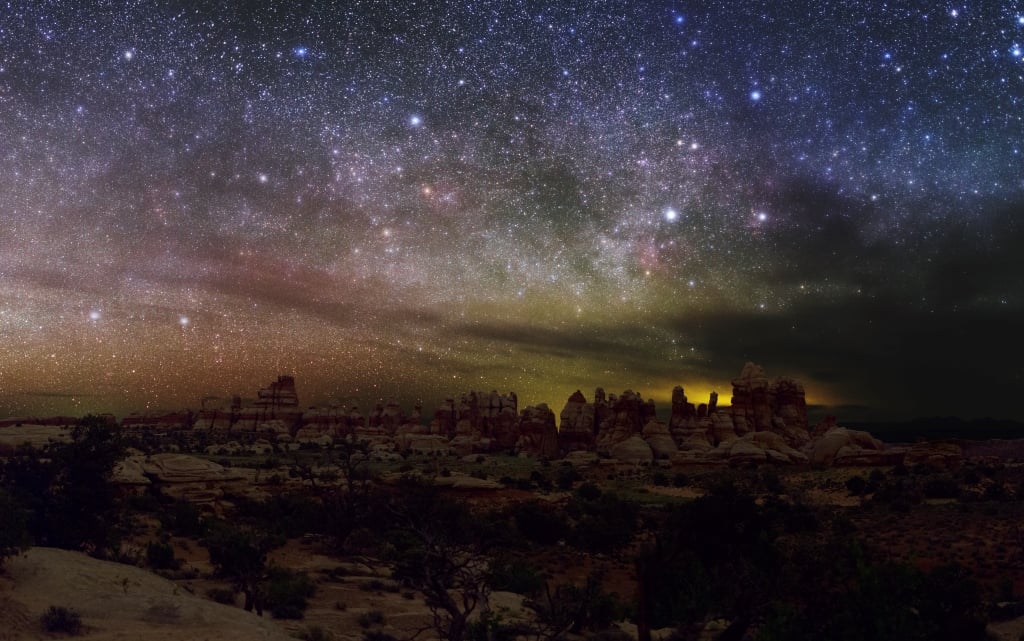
[516,404,559,459]
[85,365,905,468]
[558,390,596,455]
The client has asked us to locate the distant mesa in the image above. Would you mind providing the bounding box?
[1,366,948,467]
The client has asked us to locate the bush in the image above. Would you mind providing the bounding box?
[0,490,29,569]
[556,464,581,490]
[512,501,569,545]
[923,476,960,499]
[529,470,552,491]
[146,541,180,570]
[362,632,398,641]
[265,567,316,619]
[672,473,690,488]
[40,606,83,635]
[576,482,602,501]
[159,499,205,537]
[297,626,333,641]
[651,471,669,486]
[490,558,545,595]
[846,475,868,496]
[358,610,386,628]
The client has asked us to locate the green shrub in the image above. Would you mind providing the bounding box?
[512,501,569,545]
[146,541,180,570]
[490,558,545,595]
[297,625,333,641]
[0,490,30,568]
[556,464,581,490]
[576,482,602,501]
[265,567,316,619]
[923,476,960,499]
[40,606,82,635]
[845,475,868,496]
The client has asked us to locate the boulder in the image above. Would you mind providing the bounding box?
[642,420,678,459]
[806,427,886,465]
[397,434,453,456]
[724,439,768,465]
[140,453,247,484]
[610,435,654,463]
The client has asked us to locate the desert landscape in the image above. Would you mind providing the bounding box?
[4,367,1024,641]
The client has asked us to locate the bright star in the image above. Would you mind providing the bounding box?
[664,208,679,222]
[294,46,308,58]
[179,316,190,326]
[410,115,422,126]
[89,311,101,321]
[750,90,762,102]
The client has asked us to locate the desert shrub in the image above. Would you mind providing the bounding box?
[672,473,691,488]
[298,626,333,641]
[145,540,180,570]
[651,471,670,487]
[512,501,569,545]
[555,463,581,490]
[984,482,1009,502]
[0,489,29,568]
[569,492,639,553]
[922,475,960,499]
[206,587,236,604]
[265,567,316,619]
[360,578,387,592]
[575,482,602,501]
[358,610,386,628]
[362,632,398,641]
[4,416,125,556]
[159,500,205,537]
[233,493,323,539]
[845,475,868,496]
[529,470,552,491]
[467,611,525,641]
[40,606,82,635]
[758,467,784,494]
[490,557,545,595]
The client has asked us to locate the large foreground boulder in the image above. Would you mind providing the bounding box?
[806,427,887,465]
[3,547,293,640]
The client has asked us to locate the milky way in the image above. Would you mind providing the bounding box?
[1,1,1022,420]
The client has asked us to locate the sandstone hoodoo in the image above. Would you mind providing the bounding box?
[554,362,832,465]
[7,366,898,467]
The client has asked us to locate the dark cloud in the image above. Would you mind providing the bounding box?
[663,296,1024,420]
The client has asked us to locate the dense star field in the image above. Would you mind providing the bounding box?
[1,1,1022,420]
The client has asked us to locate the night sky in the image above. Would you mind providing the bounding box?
[1,1,1022,421]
